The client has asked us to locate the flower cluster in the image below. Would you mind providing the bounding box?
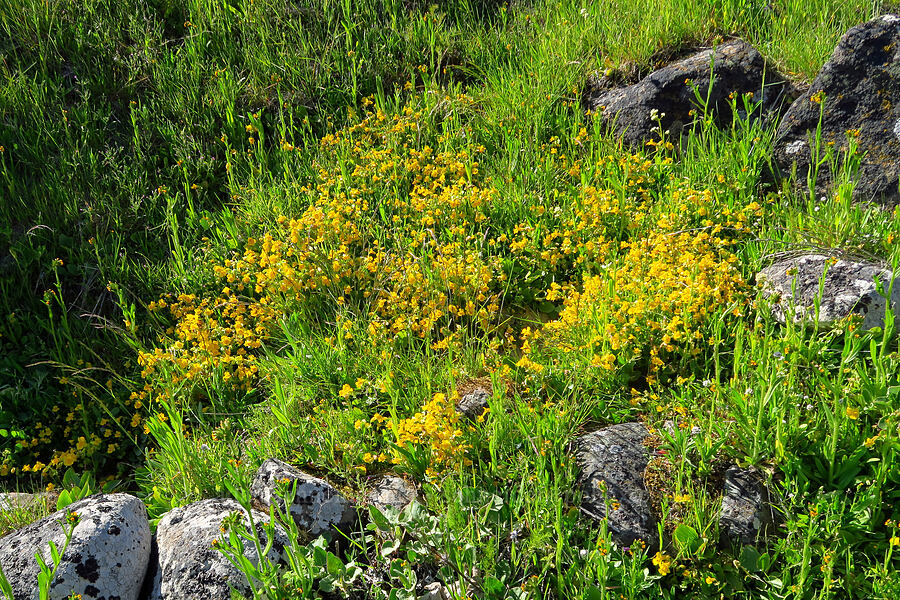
[140,292,276,391]
[522,178,756,385]
[393,392,472,471]
[139,97,503,399]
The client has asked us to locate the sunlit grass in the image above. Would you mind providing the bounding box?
[2,0,899,597]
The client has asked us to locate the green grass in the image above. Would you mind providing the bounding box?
[2,0,900,598]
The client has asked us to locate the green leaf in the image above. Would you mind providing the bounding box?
[584,585,604,600]
[56,490,72,511]
[380,538,401,558]
[673,523,701,554]
[0,567,14,600]
[62,468,80,489]
[326,551,344,576]
[368,505,391,532]
[739,546,760,572]
[483,576,505,595]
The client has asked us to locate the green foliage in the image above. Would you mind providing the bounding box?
[2,0,899,597]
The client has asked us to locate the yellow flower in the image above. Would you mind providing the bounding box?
[845,406,860,420]
[652,552,673,576]
[890,536,899,546]
[339,384,354,399]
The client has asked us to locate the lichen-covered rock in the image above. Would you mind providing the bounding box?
[0,493,150,600]
[719,467,777,546]
[456,388,490,421]
[146,497,289,600]
[367,476,417,513]
[586,39,793,148]
[250,459,356,536]
[573,422,658,550]
[0,492,49,513]
[757,254,899,329]
[773,15,900,205]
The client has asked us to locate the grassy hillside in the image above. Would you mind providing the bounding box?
[2,0,900,597]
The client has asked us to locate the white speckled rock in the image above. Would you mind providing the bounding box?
[0,493,151,600]
[367,476,417,512]
[456,388,490,421]
[757,255,899,330]
[251,459,356,537]
[146,498,289,600]
[0,492,49,513]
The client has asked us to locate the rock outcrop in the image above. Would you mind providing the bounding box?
[456,388,491,421]
[573,422,658,550]
[250,458,356,537]
[0,493,150,600]
[0,492,49,513]
[367,476,417,513]
[774,15,900,205]
[719,467,777,546]
[146,497,289,600]
[757,254,899,329]
[586,39,793,148]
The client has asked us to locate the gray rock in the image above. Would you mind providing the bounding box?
[419,580,467,600]
[0,492,49,513]
[250,459,356,537]
[573,422,658,550]
[719,467,777,546]
[0,493,150,600]
[367,476,417,513]
[757,254,899,329]
[456,388,490,421]
[147,497,289,600]
[587,39,793,148]
[773,15,900,205]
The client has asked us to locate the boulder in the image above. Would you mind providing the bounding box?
[366,476,417,513]
[573,422,658,550]
[586,39,793,148]
[0,492,49,513]
[456,388,490,421]
[719,467,777,546]
[0,493,150,600]
[756,254,899,329]
[250,459,356,537]
[146,497,289,600]
[773,15,900,205]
